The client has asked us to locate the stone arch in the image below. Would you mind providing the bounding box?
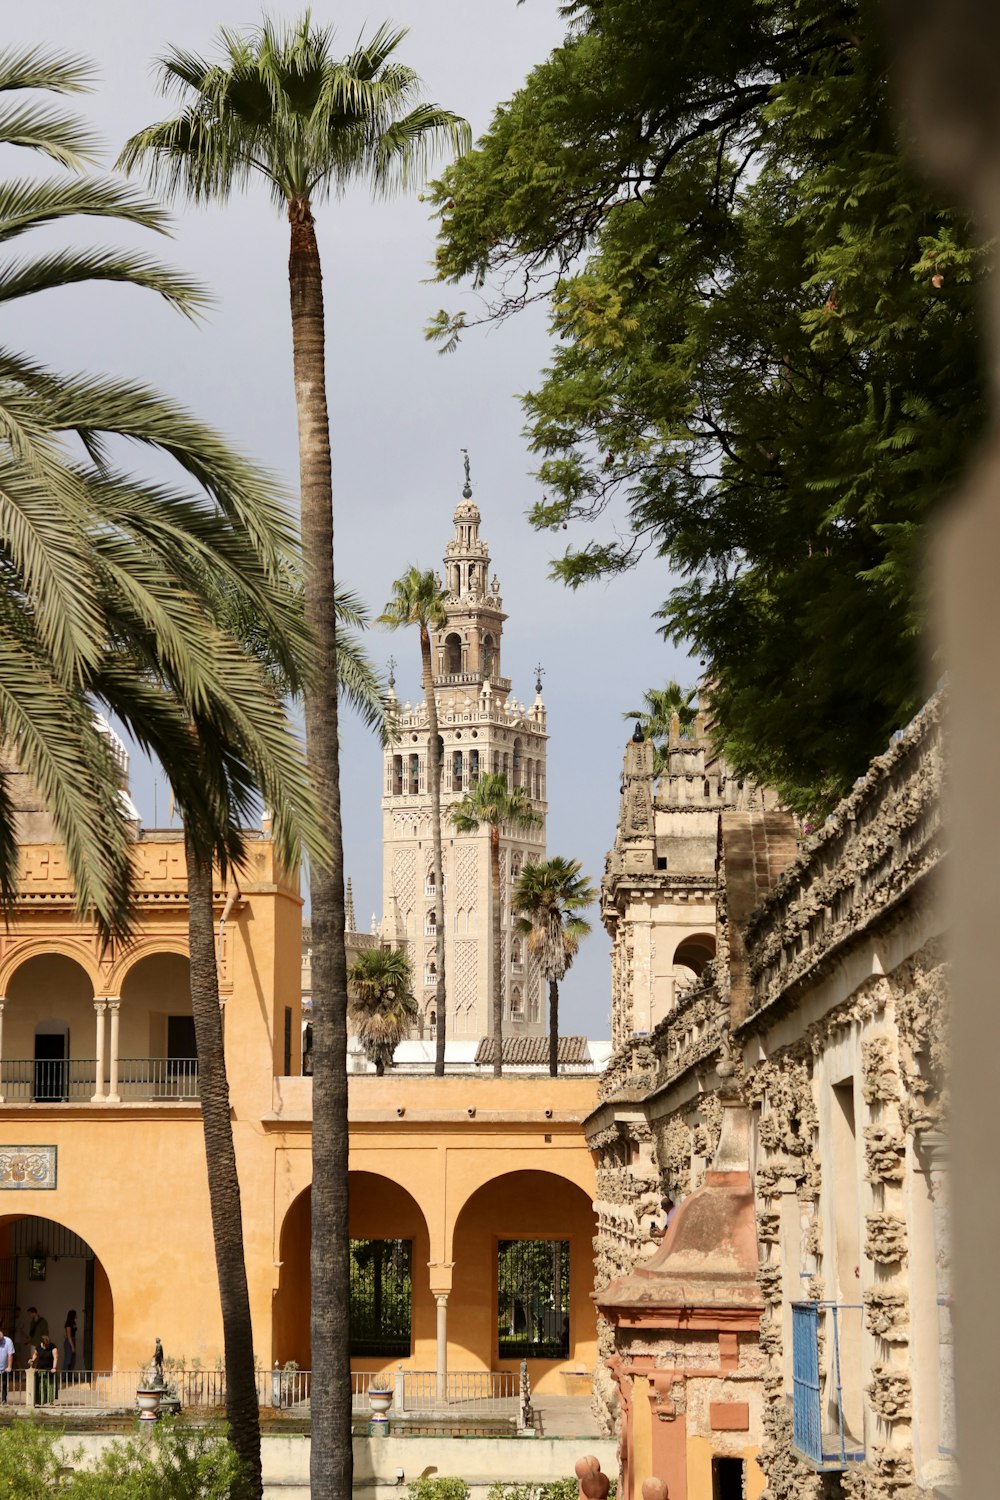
[448,1169,598,1393]
[273,1172,433,1373]
[118,952,194,1093]
[672,932,716,978]
[4,954,95,1101]
[0,942,99,996]
[0,1210,114,1370]
[107,937,190,995]
[444,632,462,674]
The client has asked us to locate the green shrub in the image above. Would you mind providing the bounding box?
[487,1478,616,1500]
[407,1479,471,1500]
[0,1419,244,1499]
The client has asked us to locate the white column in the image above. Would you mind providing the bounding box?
[0,997,6,1104]
[106,999,121,1104]
[91,1000,107,1103]
[435,1294,449,1404]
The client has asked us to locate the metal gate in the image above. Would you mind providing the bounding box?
[497,1239,569,1359]
[349,1239,411,1356]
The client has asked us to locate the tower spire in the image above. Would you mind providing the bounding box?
[461,447,472,499]
[344,877,356,934]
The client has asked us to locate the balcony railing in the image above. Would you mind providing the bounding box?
[1,1058,199,1103]
[791,1302,864,1469]
[117,1058,200,1100]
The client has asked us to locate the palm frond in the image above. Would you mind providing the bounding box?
[0,249,208,319]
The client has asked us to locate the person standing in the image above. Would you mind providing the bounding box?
[26,1307,48,1353]
[62,1310,77,1378]
[31,1333,57,1404]
[0,1324,13,1405]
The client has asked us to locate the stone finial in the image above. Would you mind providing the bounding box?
[575,1457,611,1500]
[461,447,472,498]
[344,878,356,934]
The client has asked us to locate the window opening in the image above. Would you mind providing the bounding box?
[497,1239,569,1359]
[349,1239,412,1356]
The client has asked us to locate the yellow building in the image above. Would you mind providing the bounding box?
[0,817,599,1399]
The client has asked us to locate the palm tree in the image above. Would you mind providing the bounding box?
[511,858,596,1078]
[378,568,449,1074]
[450,773,541,1077]
[348,946,418,1075]
[120,25,468,1489]
[623,682,698,774]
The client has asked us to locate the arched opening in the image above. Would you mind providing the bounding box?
[6,955,94,1102]
[673,933,717,978]
[445,633,462,674]
[273,1173,432,1373]
[0,1213,113,1374]
[120,952,196,1099]
[450,1170,598,1394]
[482,633,495,677]
[512,739,522,787]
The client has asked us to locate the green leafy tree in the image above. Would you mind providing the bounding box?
[120,20,469,1493]
[429,0,986,812]
[378,567,450,1074]
[450,773,541,1076]
[622,683,698,775]
[348,945,419,1075]
[511,857,595,1077]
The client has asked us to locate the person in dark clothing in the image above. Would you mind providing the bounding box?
[62,1310,77,1377]
[31,1333,58,1404]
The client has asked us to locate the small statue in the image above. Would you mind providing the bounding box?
[149,1336,165,1389]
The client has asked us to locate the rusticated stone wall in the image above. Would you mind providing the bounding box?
[588,696,951,1497]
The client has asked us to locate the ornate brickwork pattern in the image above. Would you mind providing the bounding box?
[392,849,416,918]
[455,845,478,913]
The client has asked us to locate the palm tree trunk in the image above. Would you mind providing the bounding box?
[288,200,352,1500]
[421,627,447,1076]
[185,832,261,1500]
[491,827,503,1077]
[548,977,559,1079]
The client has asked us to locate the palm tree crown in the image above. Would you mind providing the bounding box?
[623,682,698,774]
[450,773,540,843]
[512,857,595,1078]
[512,857,596,983]
[348,946,418,1076]
[377,566,449,638]
[118,17,471,213]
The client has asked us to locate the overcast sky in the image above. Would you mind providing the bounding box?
[4,2,693,1036]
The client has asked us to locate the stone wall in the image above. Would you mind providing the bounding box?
[588,697,951,1496]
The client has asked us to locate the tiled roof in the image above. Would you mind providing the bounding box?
[473,1035,590,1066]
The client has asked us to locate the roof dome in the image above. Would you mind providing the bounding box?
[453,498,481,524]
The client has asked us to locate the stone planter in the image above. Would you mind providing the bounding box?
[136,1388,161,1421]
[368,1389,393,1415]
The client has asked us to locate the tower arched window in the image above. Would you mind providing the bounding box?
[452,750,464,791]
[512,739,522,786]
[408,754,420,794]
[392,755,403,795]
[482,632,495,677]
[445,632,462,674]
[469,749,480,785]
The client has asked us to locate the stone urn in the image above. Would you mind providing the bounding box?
[136,1388,161,1421]
[368,1387,393,1415]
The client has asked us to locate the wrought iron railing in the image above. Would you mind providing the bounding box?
[116,1058,200,1100]
[2,1059,97,1102]
[350,1368,517,1416]
[791,1302,864,1468]
[0,1058,199,1103]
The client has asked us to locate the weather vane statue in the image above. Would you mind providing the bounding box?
[460,447,472,499]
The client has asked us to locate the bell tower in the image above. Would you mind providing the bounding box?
[381,459,548,1044]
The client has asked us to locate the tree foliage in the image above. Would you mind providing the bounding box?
[347,945,418,1074]
[622,682,698,774]
[431,0,987,810]
[511,856,595,1076]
